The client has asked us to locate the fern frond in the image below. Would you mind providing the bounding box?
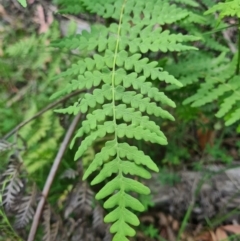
[64,181,94,218]
[20,114,64,174]
[28,112,52,146]
[166,52,228,89]
[53,0,199,240]
[5,35,36,58]
[2,158,24,210]
[183,55,236,105]
[14,184,37,228]
[183,55,240,127]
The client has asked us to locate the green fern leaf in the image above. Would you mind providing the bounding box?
[52,0,200,240]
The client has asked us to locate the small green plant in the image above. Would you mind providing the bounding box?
[142,224,159,239]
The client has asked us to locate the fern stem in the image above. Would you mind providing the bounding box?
[111,0,127,143]
[236,19,240,75]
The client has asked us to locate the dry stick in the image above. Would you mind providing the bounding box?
[2,89,84,140]
[27,113,81,241]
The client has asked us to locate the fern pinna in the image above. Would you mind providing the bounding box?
[52,1,198,240]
